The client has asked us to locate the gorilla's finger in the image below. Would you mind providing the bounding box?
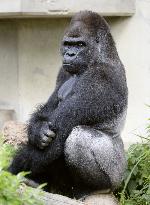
[41,135,52,143]
[41,141,50,147]
[39,142,49,149]
[43,130,56,138]
[48,122,52,126]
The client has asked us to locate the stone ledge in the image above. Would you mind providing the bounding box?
[0,0,135,18]
[38,192,119,205]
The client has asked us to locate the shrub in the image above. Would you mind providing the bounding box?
[117,119,150,205]
[0,136,43,205]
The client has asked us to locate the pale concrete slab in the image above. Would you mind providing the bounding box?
[0,0,135,17]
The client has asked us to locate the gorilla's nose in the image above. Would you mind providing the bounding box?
[65,52,76,57]
[69,53,76,57]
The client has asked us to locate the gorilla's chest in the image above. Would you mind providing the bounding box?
[58,75,77,101]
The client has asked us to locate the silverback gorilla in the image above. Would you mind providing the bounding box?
[9,11,128,198]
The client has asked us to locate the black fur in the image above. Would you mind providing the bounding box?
[9,11,128,198]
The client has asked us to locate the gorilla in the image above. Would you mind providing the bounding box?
[9,11,128,198]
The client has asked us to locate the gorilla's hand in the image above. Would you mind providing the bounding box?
[28,120,56,149]
[39,122,56,149]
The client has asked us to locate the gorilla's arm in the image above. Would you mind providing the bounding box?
[49,79,126,139]
[27,68,71,147]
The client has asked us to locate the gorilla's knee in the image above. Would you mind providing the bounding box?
[65,126,126,190]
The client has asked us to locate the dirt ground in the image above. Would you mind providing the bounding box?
[2,121,27,147]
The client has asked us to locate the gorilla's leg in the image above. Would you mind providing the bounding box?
[8,144,74,197]
[64,126,126,197]
[8,144,52,188]
[9,144,36,175]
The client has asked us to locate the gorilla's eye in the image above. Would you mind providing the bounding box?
[76,41,86,47]
[63,41,86,47]
[64,41,72,46]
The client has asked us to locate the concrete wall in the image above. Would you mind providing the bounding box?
[17,19,68,120]
[0,21,18,127]
[108,0,150,146]
[0,0,150,147]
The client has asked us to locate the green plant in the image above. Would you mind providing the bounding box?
[116,119,150,205]
[0,136,44,205]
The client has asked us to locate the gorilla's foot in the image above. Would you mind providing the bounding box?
[22,177,40,188]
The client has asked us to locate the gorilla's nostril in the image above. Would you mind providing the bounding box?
[66,52,75,57]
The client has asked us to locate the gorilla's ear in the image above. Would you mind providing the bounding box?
[95,36,100,44]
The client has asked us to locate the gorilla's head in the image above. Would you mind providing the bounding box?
[61,11,117,74]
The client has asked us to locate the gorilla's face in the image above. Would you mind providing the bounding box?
[62,36,92,74]
[61,23,96,74]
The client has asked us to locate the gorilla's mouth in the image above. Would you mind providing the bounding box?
[63,63,71,66]
[63,63,75,68]
[63,63,78,74]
